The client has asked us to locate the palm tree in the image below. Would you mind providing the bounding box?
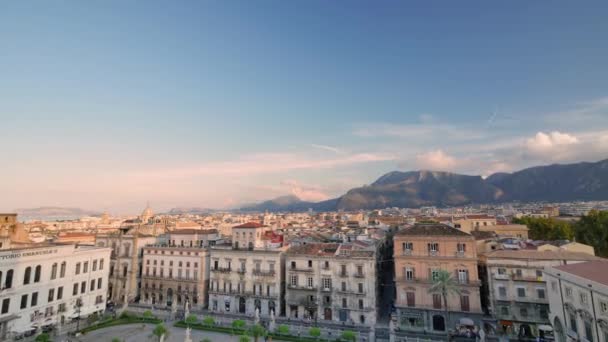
[428,269,461,334]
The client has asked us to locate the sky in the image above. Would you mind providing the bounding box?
[1,1,608,214]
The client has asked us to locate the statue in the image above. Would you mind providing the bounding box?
[184,300,190,319]
[268,309,276,332]
[254,307,260,325]
[171,297,177,320]
[184,327,192,342]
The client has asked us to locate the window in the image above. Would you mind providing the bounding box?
[517,288,526,298]
[57,286,63,300]
[308,260,312,268]
[551,281,558,292]
[31,292,38,306]
[324,261,329,269]
[60,262,66,277]
[341,264,347,276]
[290,261,296,269]
[569,312,577,333]
[34,265,41,282]
[601,301,608,314]
[498,286,507,297]
[20,294,28,309]
[405,267,415,280]
[307,277,313,288]
[580,292,588,304]
[358,283,364,293]
[428,243,439,254]
[75,262,81,275]
[342,298,347,308]
[24,266,31,285]
[457,243,466,253]
[537,288,546,299]
[431,269,441,281]
[90,280,95,291]
[322,278,332,290]
[536,270,543,278]
[83,261,88,273]
[540,307,548,319]
[460,295,470,312]
[73,283,78,295]
[1,298,9,314]
[290,275,298,287]
[515,269,522,277]
[457,269,469,283]
[433,294,442,309]
[402,242,413,253]
[358,299,364,309]
[5,269,13,288]
[51,263,58,280]
[92,260,97,271]
[584,321,593,341]
[406,292,415,307]
[520,307,528,317]
[566,287,573,298]
[497,268,506,275]
[48,288,55,302]
[357,265,363,276]
[81,281,86,294]
[500,306,509,316]
[341,282,346,291]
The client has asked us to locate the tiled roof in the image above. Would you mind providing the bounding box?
[396,223,472,237]
[233,222,266,229]
[286,243,339,256]
[170,228,218,235]
[553,260,608,286]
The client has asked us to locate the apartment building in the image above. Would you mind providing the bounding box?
[394,223,483,333]
[284,243,378,328]
[0,244,110,340]
[141,229,216,310]
[208,222,284,317]
[95,229,157,304]
[544,260,608,342]
[480,250,600,338]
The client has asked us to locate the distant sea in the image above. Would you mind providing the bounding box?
[19,215,84,222]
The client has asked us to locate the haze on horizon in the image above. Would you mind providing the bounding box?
[2,1,608,214]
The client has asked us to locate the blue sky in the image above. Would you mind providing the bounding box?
[1,1,608,213]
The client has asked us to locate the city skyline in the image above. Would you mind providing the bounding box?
[2,1,608,213]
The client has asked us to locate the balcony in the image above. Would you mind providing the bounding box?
[252,270,276,277]
[287,284,317,291]
[511,274,543,282]
[354,273,365,278]
[236,268,246,275]
[211,267,232,273]
[338,272,348,278]
[402,249,412,256]
[494,273,510,280]
[455,251,466,257]
[289,267,314,273]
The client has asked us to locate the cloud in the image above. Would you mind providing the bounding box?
[280,180,329,202]
[415,150,459,171]
[310,144,342,154]
[525,131,579,153]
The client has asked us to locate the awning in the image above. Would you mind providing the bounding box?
[459,318,475,326]
[499,320,513,326]
[538,325,553,332]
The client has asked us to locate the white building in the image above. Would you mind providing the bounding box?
[0,244,111,340]
[544,260,608,342]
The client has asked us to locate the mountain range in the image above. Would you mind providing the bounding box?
[239,158,608,212]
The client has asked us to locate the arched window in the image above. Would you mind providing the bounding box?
[34,265,41,282]
[23,266,31,285]
[51,263,58,280]
[60,262,66,277]
[5,269,13,288]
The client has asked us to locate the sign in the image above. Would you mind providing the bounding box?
[0,248,59,260]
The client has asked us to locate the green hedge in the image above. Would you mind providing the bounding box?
[80,316,162,333]
[174,321,338,342]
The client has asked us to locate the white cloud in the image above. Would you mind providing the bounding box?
[415,150,459,171]
[280,180,329,202]
[310,144,342,154]
[525,131,579,152]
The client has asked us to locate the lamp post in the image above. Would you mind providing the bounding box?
[74,298,83,332]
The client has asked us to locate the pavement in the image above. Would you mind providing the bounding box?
[74,323,243,342]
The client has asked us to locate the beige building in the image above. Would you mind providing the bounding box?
[231,222,271,250]
[284,243,378,328]
[394,223,483,333]
[537,241,595,256]
[140,229,216,310]
[544,260,608,342]
[451,215,497,233]
[480,249,600,338]
[95,229,157,304]
[0,213,30,249]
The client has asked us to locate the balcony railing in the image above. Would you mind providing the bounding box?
[252,270,276,277]
[289,267,314,273]
[211,267,232,273]
[354,273,365,278]
[287,284,317,291]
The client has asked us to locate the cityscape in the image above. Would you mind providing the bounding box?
[2,1,608,342]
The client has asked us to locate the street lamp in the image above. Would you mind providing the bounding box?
[74,298,83,332]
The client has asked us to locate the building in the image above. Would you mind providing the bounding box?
[208,245,285,317]
[0,244,111,340]
[284,243,378,328]
[95,229,157,304]
[480,250,601,338]
[544,260,608,342]
[394,223,483,333]
[140,229,217,310]
[0,213,30,249]
[231,222,271,250]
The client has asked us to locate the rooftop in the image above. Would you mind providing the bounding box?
[169,228,218,235]
[483,249,601,261]
[396,223,472,237]
[233,222,266,229]
[553,260,608,286]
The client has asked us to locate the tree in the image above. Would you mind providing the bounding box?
[112,339,122,342]
[185,314,198,325]
[428,269,461,335]
[232,319,246,333]
[152,323,167,341]
[574,210,608,257]
[341,330,357,341]
[309,327,322,340]
[35,333,51,342]
[201,339,212,342]
[277,324,290,335]
[239,336,251,342]
[143,310,154,319]
[202,316,215,327]
[512,217,574,240]
[249,324,267,342]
